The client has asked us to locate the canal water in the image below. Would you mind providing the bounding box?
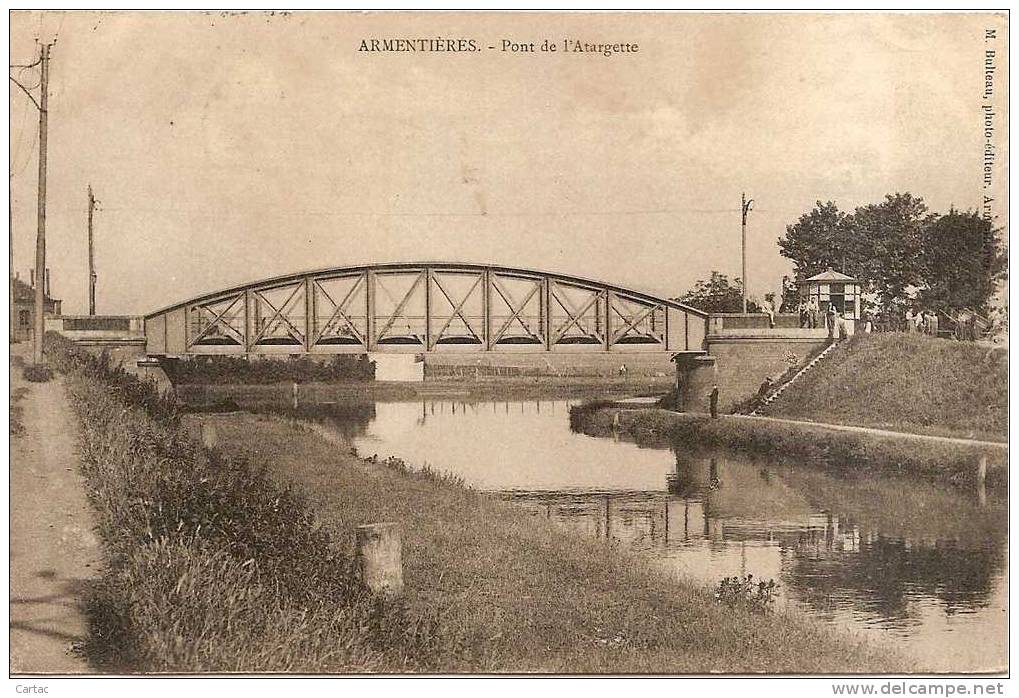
[206,395,1008,671]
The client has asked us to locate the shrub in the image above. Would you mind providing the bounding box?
[44,332,180,424]
[568,399,618,432]
[22,363,53,382]
[715,574,778,613]
[161,354,376,385]
[10,386,27,437]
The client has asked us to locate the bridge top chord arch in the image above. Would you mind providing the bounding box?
[144,262,708,356]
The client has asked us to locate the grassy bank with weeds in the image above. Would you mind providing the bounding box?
[765,333,1007,441]
[192,410,908,673]
[44,334,448,673]
[570,406,1006,490]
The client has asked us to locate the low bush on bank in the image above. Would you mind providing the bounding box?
[567,399,619,433]
[715,575,778,614]
[42,333,451,672]
[10,386,28,437]
[162,354,375,385]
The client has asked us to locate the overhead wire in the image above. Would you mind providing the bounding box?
[9,67,38,175]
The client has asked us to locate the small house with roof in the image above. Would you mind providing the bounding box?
[800,268,862,327]
[11,276,62,343]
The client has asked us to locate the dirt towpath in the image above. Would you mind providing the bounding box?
[10,354,100,674]
[734,413,1008,449]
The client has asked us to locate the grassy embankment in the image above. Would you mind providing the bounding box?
[46,334,904,673]
[764,333,1007,442]
[572,333,1007,488]
[195,411,906,673]
[571,406,1006,490]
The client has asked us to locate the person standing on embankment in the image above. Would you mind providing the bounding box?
[807,297,819,328]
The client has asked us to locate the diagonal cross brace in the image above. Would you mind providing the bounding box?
[551,285,603,344]
[374,271,425,342]
[251,284,305,345]
[429,274,483,349]
[313,275,365,345]
[189,294,244,346]
[610,298,663,344]
[490,277,542,345]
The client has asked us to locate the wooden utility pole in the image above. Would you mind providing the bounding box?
[87,185,97,315]
[32,43,50,365]
[741,192,754,314]
[9,178,15,341]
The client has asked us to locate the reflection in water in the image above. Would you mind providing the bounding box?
[503,445,1006,672]
[200,395,1007,672]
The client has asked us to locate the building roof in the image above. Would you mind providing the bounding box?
[805,268,858,283]
[12,277,60,303]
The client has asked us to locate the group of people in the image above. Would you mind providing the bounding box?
[795,297,822,329]
[795,297,849,340]
[905,308,940,336]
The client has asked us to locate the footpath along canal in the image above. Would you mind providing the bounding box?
[193,394,1007,672]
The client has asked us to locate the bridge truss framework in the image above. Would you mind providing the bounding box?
[144,263,707,356]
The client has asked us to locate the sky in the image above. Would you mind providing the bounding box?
[8,11,1008,316]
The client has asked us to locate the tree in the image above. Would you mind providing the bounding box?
[848,193,933,309]
[779,194,935,312]
[779,275,799,313]
[677,271,761,314]
[777,201,850,277]
[918,209,1006,313]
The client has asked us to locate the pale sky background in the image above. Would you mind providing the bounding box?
[9,11,1008,316]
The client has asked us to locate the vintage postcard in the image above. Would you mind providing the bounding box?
[7,9,1008,686]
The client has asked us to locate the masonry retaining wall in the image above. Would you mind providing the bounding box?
[706,336,831,412]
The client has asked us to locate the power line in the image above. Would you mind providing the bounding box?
[91,206,747,218]
[8,75,41,111]
[14,65,41,91]
[9,88,33,173]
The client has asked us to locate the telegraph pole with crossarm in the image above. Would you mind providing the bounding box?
[88,185,97,315]
[741,192,754,314]
[10,42,53,363]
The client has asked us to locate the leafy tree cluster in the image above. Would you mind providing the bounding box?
[778,194,1006,315]
[676,271,761,314]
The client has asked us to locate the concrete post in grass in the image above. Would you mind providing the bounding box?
[976,454,988,507]
[355,522,404,596]
[200,422,217,450]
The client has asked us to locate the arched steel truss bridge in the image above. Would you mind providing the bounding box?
[144,263,708,356]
